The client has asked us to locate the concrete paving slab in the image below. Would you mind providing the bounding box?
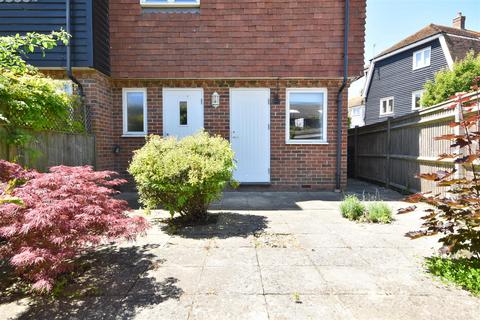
[256,248,312,266]
[261,266,328,294]
[189,294,269,320]
[318,266,381,294]
[265,294,354,320]
[149,246,208,267]
[296,233,348,248]
[197,265,263,295]
[307,247,368,267]
[204,247,258,267]
[130,266,203,295]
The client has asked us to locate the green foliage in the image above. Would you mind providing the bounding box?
[422,51,480,107]
[0,30,69,74]
[129,132,237,222]
[0,70,83,145]
[426,257,480,296]
[366,202,393,223]
[0,30,82,159]
[340,195,365,221]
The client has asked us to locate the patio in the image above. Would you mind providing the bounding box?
[1,180,479,319]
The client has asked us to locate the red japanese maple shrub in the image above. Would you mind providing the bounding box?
[0,160,149,292]
[402,89,480,258]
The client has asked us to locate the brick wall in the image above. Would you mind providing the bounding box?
[109,0,366,79]
[110,78,348,190]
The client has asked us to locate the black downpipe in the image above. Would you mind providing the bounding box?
[65,0,84,97]
[335,0,350,191]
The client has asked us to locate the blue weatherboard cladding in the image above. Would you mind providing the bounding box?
[364,39,448,125]
[0,0,109,75]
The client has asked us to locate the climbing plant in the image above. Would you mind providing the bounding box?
[0,30,83,160]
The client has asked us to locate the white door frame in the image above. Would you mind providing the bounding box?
[162,88,204,138]
[229,88,271,184]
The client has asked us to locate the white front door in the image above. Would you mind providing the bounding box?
[163,88,204,139]
[230,88,270,183]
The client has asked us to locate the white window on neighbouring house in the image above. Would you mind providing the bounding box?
[413,46,431,70]
[140,0,200,7]
[286,88,328,144]
[351,106,362,117]
[379,97,394,116]
[123,88,147,136]
[412,90,424,110]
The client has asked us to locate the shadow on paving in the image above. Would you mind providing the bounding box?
[153,211,268,239]
[0,244,184,320]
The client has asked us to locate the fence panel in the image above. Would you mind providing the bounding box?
[348,92,479,194]
[0,128,95,172]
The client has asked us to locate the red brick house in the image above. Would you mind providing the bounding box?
[2,0,366,190]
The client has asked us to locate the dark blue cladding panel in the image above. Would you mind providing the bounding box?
[0,0,108,73]
[364,39,449,125]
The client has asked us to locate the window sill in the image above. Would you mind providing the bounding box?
[379,113,394,118]
[140,3,200,8]
[285,141,329,145]
[412,65,430,71]
[122,134,147,138]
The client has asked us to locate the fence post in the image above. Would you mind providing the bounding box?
[385,117,391,188]
[354,126,359,178]
[454,100,465,180]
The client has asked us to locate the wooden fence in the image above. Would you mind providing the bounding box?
[0,128,95,172]
[348,92,479,194]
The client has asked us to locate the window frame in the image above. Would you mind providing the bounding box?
[412,46,431,70]
[379,96,394,117]
[411,90,424,110]
[285,88,328,145]
[140,0,200,8]
[122,88,148,137]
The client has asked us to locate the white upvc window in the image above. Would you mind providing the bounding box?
[412,90,424,110]
[140,0,200,7]
[413,46,431,70]
[286,88,328,144]
[122,88,148,137]
[379,97,394,116]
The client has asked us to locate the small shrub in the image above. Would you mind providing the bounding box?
[340,195,365,221]
[0,160,149,292]
[422,51,480,107]
[128,131,237,222]
[426,257,480,296]
[366,202,392,223]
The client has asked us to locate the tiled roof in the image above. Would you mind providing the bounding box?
[375,24,480,59]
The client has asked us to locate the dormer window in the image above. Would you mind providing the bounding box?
[413,46,431,70]
[140,0,200,7]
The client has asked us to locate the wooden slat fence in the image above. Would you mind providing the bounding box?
[348,92,479,194]
[0,127,95,172]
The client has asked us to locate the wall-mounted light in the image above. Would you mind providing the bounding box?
[113,145,121,154]
[212,91,220,108]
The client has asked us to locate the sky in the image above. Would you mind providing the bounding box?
[349,0,480,98]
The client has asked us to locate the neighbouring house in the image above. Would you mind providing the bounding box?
[363,13,480,126]
[348,96,365,128]
[0,0,366,190]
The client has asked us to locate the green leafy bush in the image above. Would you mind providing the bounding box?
[0,30,82,159]
[340,195,365,221]
[422,51,480,107]
[426,257,480,296]
[129,132,237,222]
[366,202,392,223]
